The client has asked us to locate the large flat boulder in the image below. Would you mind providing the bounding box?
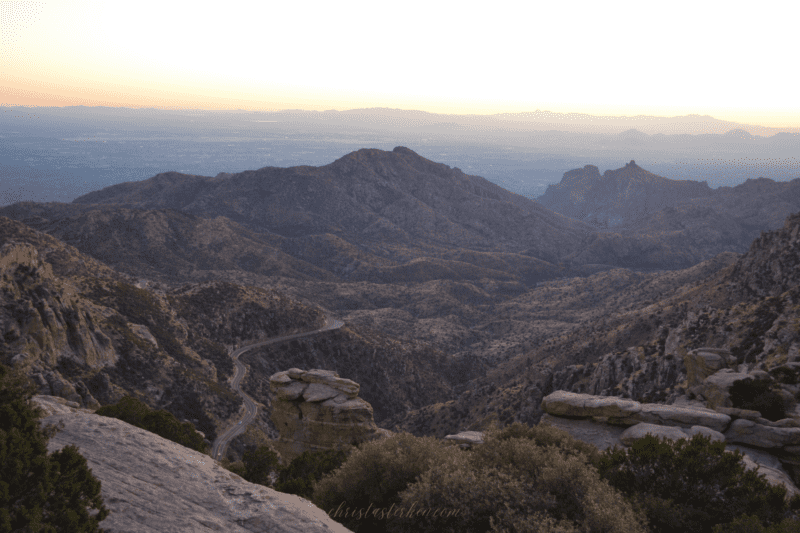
[31,396,352,533]
[725,418,800,449]
[632,404,731,433]
[541,391,731,431]
[541,391,641,421]
[620,423,689,445]
[539,413,627,451]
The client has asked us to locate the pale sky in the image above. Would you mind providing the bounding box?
[1,0,798,127]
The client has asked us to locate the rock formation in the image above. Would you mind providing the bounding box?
[31,395,352,533]
[539,390,800,498]
[269,369,390,462]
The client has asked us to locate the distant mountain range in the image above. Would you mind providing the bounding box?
[537,160,800,267]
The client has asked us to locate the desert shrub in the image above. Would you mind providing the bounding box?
[717,514,800,533]
[275,449,347,499]
[730,377,787,421]
[314,427,645,533]
[495,421,601,462]
[95,395,208,453]
[0,362,109,532]
[241,445,280,487]
[594,433,797,533]
[220,459,247,479]
[394,425,644,533]
[312,432,459,533]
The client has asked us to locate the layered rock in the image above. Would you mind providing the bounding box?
[31,395,352,533]
[270,369,389,462]
[540,390,800,497]
[540,390,731,432]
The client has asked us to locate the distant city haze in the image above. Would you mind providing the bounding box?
[1,106,799,207]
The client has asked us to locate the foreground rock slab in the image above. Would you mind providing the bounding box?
[32,396,351,533]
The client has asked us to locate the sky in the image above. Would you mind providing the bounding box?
[1,0,798,127]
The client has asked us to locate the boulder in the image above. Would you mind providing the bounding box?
[30,396,352,533]
[443,431,484,448]
[270,369,387,462]
[539,413,627,451]
[715,406,763,421]
[684,348,732,388]
[702,369,752,409]
[687,425,725,442]
[620,423,689,445]
[725,418,800,449]
[541,391,731,431]
[631,404,731,433]
[541,391,641,422]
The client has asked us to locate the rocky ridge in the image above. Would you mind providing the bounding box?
[31,395,351,533]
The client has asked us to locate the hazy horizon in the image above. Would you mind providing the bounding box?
[2,1,798,127]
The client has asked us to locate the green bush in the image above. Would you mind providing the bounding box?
[494,421,602,462]
[389,425,645,533]
[242,445,281,487]
[717,514,800,533]
[312,432,459,533]
[0,362,109,532]
[594,433,797,533]
[95,396,208,454]
[313,427,645,533]
[275,449,347,499]
[730,377,787,421]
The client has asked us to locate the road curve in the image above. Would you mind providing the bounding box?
[211,317,344,461]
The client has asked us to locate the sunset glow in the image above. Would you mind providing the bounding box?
[2,0,798,127]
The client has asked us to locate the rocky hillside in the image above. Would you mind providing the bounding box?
[390,210,800,439]
[1,216,465,456]
[538,160,713,227]
[538,161,800,266]
[52,146,723,275]
[0,202,337,283]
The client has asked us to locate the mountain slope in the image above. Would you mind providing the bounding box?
[0,216,467,456]
[538,160,713,227]
[390,210,800,438]
[72,146,596,266]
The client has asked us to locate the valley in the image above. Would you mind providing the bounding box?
[2,147,799,479]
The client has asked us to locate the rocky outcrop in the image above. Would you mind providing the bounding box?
[541,390,731,432]
[443,430,484,449]
[540,390,800,497]
[31,395,352,533]
[270,369,389,462]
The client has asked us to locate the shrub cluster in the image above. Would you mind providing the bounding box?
[730,377,787,421]
[0,362,109,532]
[219,446,348,502]
[274,449,348,499]
[94,396,208,454]
[594,433,800,533]
[311,424,646,533]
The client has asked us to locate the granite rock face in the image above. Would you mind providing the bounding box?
[30,395,352,533]
[269,369,389,462]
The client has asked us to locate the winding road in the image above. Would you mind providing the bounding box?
[211,317,345,460]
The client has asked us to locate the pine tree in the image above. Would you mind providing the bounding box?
[0,362,109,532]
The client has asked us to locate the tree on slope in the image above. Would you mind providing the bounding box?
[0,362,109,532]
